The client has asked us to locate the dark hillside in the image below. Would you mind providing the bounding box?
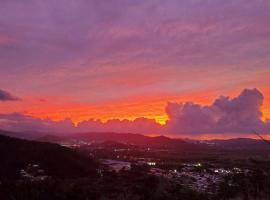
[0,131,97,180]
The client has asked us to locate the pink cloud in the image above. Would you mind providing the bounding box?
[0,34,15,46]
[166,88,267,134]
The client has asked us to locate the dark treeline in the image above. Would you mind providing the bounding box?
[0,165,209,200]
[1,164,270,200]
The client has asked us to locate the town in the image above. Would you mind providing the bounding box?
[58,138,270,196]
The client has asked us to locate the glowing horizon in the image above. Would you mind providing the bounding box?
[1,88,269,126]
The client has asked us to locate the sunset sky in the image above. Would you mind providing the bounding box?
[0,0,270,138]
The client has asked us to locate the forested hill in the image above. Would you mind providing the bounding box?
[0,132,98,180]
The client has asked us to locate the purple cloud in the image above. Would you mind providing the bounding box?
[78,117,163,135]
[0,0,270,103]
[166,88,267,134]
[0,89,20,101]
[0,113,162,135]
[0,113,74,134]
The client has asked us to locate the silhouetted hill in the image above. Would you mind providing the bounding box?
[38,134,64,143]
[100,140,131,149]
[0,131,98,180]
[0,129,33,139]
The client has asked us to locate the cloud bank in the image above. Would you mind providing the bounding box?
[0,89,269,136]
[0,113,163,135]
[166,88,268,134]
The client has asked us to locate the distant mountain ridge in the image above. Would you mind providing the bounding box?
[2,129,269,152]
[0,129,33,139]
[209,138,270,150]
[35,131,270,151]
[39,132,204,151]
